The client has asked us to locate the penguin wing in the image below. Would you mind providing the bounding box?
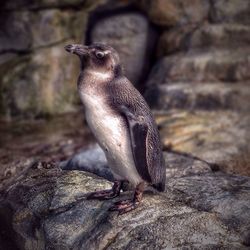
[119,105,152,183]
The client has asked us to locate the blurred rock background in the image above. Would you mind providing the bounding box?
[0,0,250,249]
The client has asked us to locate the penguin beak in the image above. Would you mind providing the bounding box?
[64,44,89,56]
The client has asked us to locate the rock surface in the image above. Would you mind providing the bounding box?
[0,9,86,53]
[1,0,106,11]
[146,82,250,111]
[143,0,250,179]
[0,0,106,119]
[145,0,250,113]
[135,0,209,27]
[1,149,250,249]
[210,0,250,25]
[156,110,250,177]
[0,112,94,192]
[60,145,114,181]
[157,23,250,55]
[90,13,155,85]
[1,45,81,117]
[146,48,250,85]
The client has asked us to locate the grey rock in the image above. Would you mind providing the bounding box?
[1,152,250,249]
[0,44,80,117]
[1,0,107,11]
[0,111,93,194]
[60,144,114,181]
[210,0,250,25]
[164,151,212,178]
[0,6,88,118]
[0,9,88,53]
[90,13,154,85]
[0,11,31,53]
[157,23,250,55]
[157,110,250,177]
[135,0,209,27]
[146,48,250,85]
[145,82,250,111]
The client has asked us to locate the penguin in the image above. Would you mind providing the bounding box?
[65,43,166,214]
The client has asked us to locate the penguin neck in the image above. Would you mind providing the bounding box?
[84,69,114,81]
[77,69,114,97]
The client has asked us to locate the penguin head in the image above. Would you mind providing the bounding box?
[65,43,122,77]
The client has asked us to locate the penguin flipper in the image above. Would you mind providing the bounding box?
[118,105,152,183]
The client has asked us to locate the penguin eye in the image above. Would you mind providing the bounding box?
[95,51,105,59]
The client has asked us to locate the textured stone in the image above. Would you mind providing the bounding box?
[158,23,250,55]
[1,155,250,249]
[145,82,250,111]
[0,111,94,193]
[90,13,155,85]
[0,44,80,117]
[136,0,209,26]
[0,11,31,52]
[0,5,89,118]
[146,48,250,85]
[0,9,87,53]
[1,0,107,11]
[60,145,114,181]
[157,110,250,176]
[29,9,87,48]
[210,0,250,25]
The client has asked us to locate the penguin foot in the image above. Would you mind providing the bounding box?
[109,199,139,215]
[109,182,145,215]
[87,190,118,200]
[87,180,122,200]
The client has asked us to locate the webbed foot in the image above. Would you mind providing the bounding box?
[109,199,139,215]
[87,180,122,200]
[109,182,144,215]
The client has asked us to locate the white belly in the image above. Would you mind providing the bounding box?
[80,92,143,186]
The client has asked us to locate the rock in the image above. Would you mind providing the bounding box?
[0,11,31,53]
[0,0,108,119]
[165,150,211,178]
[135,0,209,27]
[0,44,81,117]
[157,23,250,55]
[157,24,197,55]
[146,48,250,85]
[1,152,250,249]
[0,5,90,118]
[189,23,250,50]
[145,82,250,111]
[29,9,88,48]
[0,111,94,193]
[210,0,250,25]
[90,13,155,85]
[1,0,107,11]
[60,144,114,181]
[156,110,250,176]
[0,9,87,53]
[92,0,133,12]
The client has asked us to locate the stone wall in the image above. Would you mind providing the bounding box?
[0,0,105,118]
[138,0,250,176]
[1,0,249,119]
